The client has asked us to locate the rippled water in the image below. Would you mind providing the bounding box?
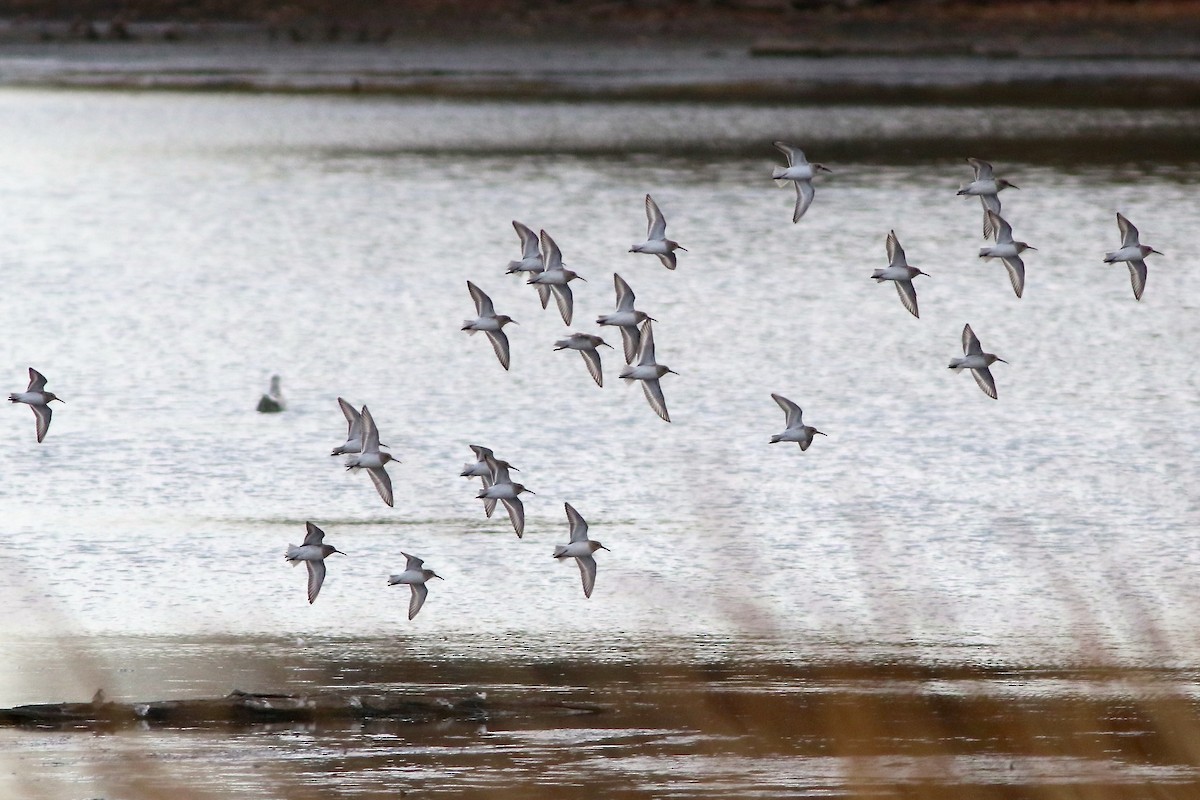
[0,85,1198,797]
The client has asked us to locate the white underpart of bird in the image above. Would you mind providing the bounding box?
[1104,212,1162,301]
[388,552,443,620]
[461,280,516,370]
[769,393,826,451]
[597,273,654,364]
[978,210,1034,298]
[948,323,1008,400]
[957,157,1018,240]
[344,405,398,506]
[771,141,832,223]
[629,194,686,270]
[476,453,533,537]
[553,502,609,599]
[618,319,676,423]
[870,230,929,319]
[528,230,585,325]
[8,367,63,444]
[554,332,612,387]
[506,220,550,308]
[285,522,346,604]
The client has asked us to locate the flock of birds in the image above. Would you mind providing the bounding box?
[8,145,1164,620]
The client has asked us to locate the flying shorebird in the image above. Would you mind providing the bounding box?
[957,158,1018,239]
[462,281,516,370]
[771,141,832,223]
[505,220,550,308]
[345,406,398,506]
[460,444,518,484]
[871,230,929,318]
[1104,212,1163,301]
[597,273,655,364]
[769,394,827,451]
[553,503,609,599]
[477,453,534,537]
[554,332,613,387]
[330,397,388,457]
[388,552,443,620]
[949,324,1008,400]
[284,522,346,604]
[8,367,63,443]
[619,319,677,423]
[629,194,687,270]
[978,210,1034,298]
[528,230,585,326]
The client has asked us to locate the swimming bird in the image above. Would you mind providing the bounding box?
[477,453,533,537]
[553,503,609,599]
[505,220,550,308]
[772,141,832,223]
[978,210,1034,298]
[1104,212,1162,301]
[345,406,398,506]
[285,522,346,604]
[8,368,63,443]
[769,394,826,451]
[629,194,687,270]
[619,319,676,423]
[871,230,929,318]
[256,375,285,413]
[388,552,443,620]
[554,332,612,387]
[957,158,1018,239]
[597,273,655,364]
[949,324,1007,400]
[462,281,516,370]
[528,230,585,325]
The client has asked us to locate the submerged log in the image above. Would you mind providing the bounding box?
[0,689,604,730]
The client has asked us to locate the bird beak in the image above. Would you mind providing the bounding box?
[814,430,828,437]
[599,545,611,552]
[510,320,519,325]
[577,276,588,282]
[677,246,688,252]
[432,573,444,580]
[1151,248,1164,256]
[648,316,658,322]
[1026,246,1038,251]
[1010,183,1020,190]
[526,489,537,494]
[668,369,680,376]
[334,549,348,556]
[601,341,614,348]
[996,357,1009,364]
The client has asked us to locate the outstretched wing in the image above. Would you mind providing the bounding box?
[27,368,48,393]
[967,157,994,181]
[580,349,603,387]
[894,279,920,318]
[619,325,641,364]
[773,141,805,167]
[575,555,598,599]
[368,466,394,508]
[645,194,667,240]
[360,406,381,452]
[792,180,815,223]
[985,210,1013,243]
[1002,256,1025,299]
[467,280,494,317]
[972,366,998,400]
[502,497,525,538]
[641,379,671,423]
[962,324,983,356]
[32,405,52,443]
[408,583,428,620]
[337,397,361,438]
[485,330,511,370]
[981,195,1002,239]
[551,283,574,326]
[565,502,589,542]
[513,220,540,259]
[1127,259,1147,301]
[613,273,636,312]
[305,560,326,604]
[886,229,906,267]
[637,319,657,366]
[302,522,326,547]
[771,393,802,429]
[539,229,563,272]
[1116,212,1139,248]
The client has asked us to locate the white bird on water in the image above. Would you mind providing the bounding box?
[345,406,399,507]
[769,394,826,451]
[554,332,613,387]
[285,522,346,604]
[528,230,585,326]
[505,220,550,308]
[388,552,443,620]
[597,273,655,364]
[1104,212,1162,301]
[462,281,516,370]
[949,324,1008,400]
[771,141,832,223]
[477,453,534,537]
[871,230,929,319]
[553,503,609,599]
[629,194,687,270]
[957,158,1018,239]
[619,319,677,423]
[978,210,1035,299]
[8,367,63,443]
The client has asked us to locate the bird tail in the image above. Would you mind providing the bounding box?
[771,167,788,182]
[461,321,478,333]
[769,435,781,444]
[553,545,569,558]
[1103,251,1118,263]
[870,270,886,282]
[978,248,993,259]
[285,545,302,562]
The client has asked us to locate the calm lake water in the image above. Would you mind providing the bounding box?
[0,73,1198,798]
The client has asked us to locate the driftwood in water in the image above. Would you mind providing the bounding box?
[0,689,604,730]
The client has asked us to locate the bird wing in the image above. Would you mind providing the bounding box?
[1001,256,1025,299]
[773,141,804,167]
[645,194,667,239]
[27,368,48,393]
[799,432,814,452]
[771,393,803,429]
[972,366,998,400]
[580,348,603,387]
[885,229,906,267]
[368,466,394,507]
[485,330,511,370]
[565,502,589,542]
[303,522,326,547]
[575,555,598,599]
[502,497,525,538]
[641,379,671,422]
[337,397,361,437]
[483,497,497,518]
[305,560,326,604]
[1127,259,1147,301]
[513,220,539,259]
[485,453,512,485]
[637,319,657,365]
[792,180,815,223]
[467,280,494,317]
[539,229,563,271]
[613,273,636,312]
[403,552,425,571]
[32,405,52,443]
[360,406,381,452]
[981,195,1002,239]
[985,210,1013,243]
[894,279,920,318]
[534,282,551,309]
[1116,212,1139,248]
[967,157,993,181]
[551,283,574,326]
[408,583,428,619]
[469,444,494,461]
[619,325,641,364]
[962,324,983,356]
[655,252,677,270]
